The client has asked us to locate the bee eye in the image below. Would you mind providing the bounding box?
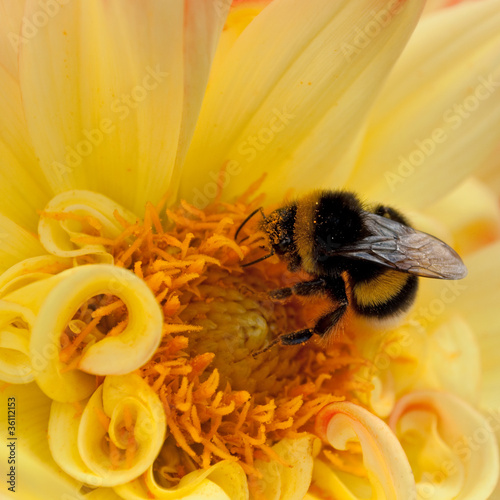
[278,237,291,252]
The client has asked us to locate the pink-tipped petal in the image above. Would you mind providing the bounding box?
[390,390,499,499]
[316,401,416,499]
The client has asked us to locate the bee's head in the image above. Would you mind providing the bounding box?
[260,205,297,258]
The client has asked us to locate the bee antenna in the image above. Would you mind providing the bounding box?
[241,248,275,267]
[235,207,265,243]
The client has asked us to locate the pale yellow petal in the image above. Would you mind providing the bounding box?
[21,265,163,401]
[48,397,102,487]
[0,64,51,231]
[0,0,25,79]
[253,435,317,500]
[0,300,36,383]
[209,0,271,82]
[180,0,425,207]
[424,178,500,255]
[0,255,71,298]
[38,190,138,262]
[315,401,416,499]
[19,0,184,215]
[446,241,500,412]
[390,390,499,499]
[422,0,481,15]
[0,214,45,273]
[348,0,500,209]
[0,382,85,499]
[451,241,500,338]
[420,315,481,405]
[477,140,500,195]
[350,323,427,416]
[116,459,248,500]
[480,329,500,412]
[171,0,231,176]
[77,374,166,487]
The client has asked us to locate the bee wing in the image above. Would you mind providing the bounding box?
[330,212,467,279]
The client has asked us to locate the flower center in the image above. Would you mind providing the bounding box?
[36,188,369,485]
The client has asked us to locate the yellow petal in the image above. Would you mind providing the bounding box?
[48,397,102,487]
[451,241,500,338]
[0,255,71,298]
[253,435,317,500]
[424,178,500,255]
[420,315,481,405]
[23,265,163,401]
[76,374,166,487]
[19,0,185,215]
[38,190,138,262]
[171,0,231,176]
[389,390,499,499]
[118,459,249,500]
[315,401,416,499]
[0,0,25,79]
[446,241,500,412]
[180,0,425,207]
[0,214,45,274]
[0,300,36,383]
[0,381,86,499]
[348,0,500,209]
[0,64,50,231]
[209,0,271,80]
[477,140,500,195]
[351,323,427,416]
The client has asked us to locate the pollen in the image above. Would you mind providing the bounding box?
[57,186,369,486]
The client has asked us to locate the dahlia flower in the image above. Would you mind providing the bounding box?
[1,1,500,499]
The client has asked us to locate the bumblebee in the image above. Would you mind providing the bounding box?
[236,190,467,353]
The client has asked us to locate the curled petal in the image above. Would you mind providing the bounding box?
[51,374,165,488]
[423,316,481,405]
[0,254,71,298]
[49,397,103,487]
[389,391,499,499]
[115,460,248,499]
[28,265,163,402]
[38,190,138,262]
[0,300,36,383]
[252,435,318,500]
[316,401,416,499]
[80,375,165,487]
[351,324,427,417]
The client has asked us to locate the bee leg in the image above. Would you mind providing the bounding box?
[269,278,327,300]
[252,302,348,357]
[253,277,348,356]
[251,328,315,357]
